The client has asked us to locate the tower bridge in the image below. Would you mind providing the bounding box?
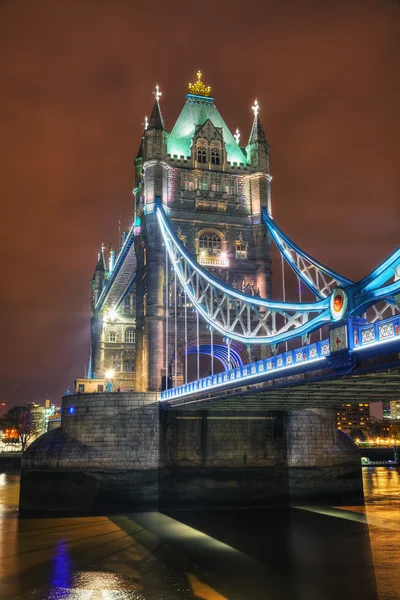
[20,73,400,514]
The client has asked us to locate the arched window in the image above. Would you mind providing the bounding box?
[124,328,135,343]
[108,331,117,342]
[197,146,207,163]
[199,230,222,255]
[235,242,247,259]
[210,148,220,165]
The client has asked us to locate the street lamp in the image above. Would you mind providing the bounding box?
[105,369,115,381]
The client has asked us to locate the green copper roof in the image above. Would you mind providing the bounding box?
[167,94,248,165]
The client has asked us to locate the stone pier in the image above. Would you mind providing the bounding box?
[19,393,363,514]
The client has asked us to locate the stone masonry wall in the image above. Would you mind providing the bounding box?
[20,392,161,513]
[285,408,363,504]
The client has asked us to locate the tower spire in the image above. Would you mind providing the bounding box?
[95,242,106,271]
[147,84,165,130]
[248,99,267,145]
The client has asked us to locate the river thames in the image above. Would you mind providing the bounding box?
[0,468,399,600]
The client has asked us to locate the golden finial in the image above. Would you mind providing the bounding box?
[188,70,211,97]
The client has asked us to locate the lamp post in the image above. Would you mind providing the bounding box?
[105,369,114,392]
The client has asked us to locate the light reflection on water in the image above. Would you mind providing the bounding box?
[0,468,398,600]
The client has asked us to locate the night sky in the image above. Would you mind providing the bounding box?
[0,0,399,408]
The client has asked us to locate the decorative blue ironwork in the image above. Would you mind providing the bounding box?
[157,198,400,346]
[262,209,353,298]
[161,313,400,401]
[157,198,331,346]
[95,224,136,311]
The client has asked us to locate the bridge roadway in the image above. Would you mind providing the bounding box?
[161,314,400,411]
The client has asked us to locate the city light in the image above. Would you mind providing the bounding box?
[105,369,115,380]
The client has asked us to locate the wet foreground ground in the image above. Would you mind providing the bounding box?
[0,468,399,600]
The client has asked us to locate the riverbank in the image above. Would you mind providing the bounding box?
[0,453,21,472]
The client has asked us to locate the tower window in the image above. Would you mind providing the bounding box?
[197,146,207,163]
[198,177,208,191]
[235,242,247,259]
[199,230,222,255]
[211,148,221,165]
[184,173,194,191]
[124,328,135,343]
[108,331,117,342]
[211,177,221,192]
[225,179,236,195]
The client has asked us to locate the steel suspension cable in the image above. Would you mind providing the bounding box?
[174,266,177,387]
[196,310,200,380]
[210,326,214,375]
[281,254,288,352]
[165,243,169,390]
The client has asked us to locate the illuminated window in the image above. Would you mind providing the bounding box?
[108,331,117,342]
[184,173,194,191]
[124,295,133,314]
[124,328,135,343]
[198,177,208,191]
[210,147,220,165]
[225,179,235,195]
[211,177,221,192]
[197,146,207,163]
[235,242,247,259]
[199,230,222,255]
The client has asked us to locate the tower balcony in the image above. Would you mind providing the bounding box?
[198,251,229,268]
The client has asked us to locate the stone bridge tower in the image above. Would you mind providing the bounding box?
[134,73,272,392]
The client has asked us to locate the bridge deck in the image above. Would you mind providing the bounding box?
[162,370,400,411]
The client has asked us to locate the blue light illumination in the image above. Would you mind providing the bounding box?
[68,406,75,414]
[161,314,400,401]
[262,209,353,298]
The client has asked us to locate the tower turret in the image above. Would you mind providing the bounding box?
[92,243,107,307]
[143,85,168,161]
[246,99,270,173]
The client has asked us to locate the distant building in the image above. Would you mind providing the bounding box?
[336,403,370,435]
[389,400,400,420]
[48,412,61,431]
[383,401,391,419]
[27,402,47,437]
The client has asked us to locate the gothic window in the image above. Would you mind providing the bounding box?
[235,242,247,259]
[124,295,133,314]
[225,179,236,195]
[124,328,135,343]
[199,230,223,255]
[197,146,207,163]
[123,361,134,372]
[211,148,221,165]
[108,331,117,342]
[198,177,208,191]
[184,173,194,191]
[211,177,221,192]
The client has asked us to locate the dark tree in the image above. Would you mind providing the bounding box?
[350,427,366,442]
[2,405,43,452]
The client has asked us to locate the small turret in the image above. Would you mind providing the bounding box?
[143,85,168,161]
[92,243,106,306]
[246,99,270,172]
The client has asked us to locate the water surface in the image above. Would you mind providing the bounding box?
[0,469,399,600]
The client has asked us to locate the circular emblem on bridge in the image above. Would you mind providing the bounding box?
[330,287,348,321]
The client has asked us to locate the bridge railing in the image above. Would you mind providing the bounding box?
[161,337,330,401]
[160,313,400,401]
